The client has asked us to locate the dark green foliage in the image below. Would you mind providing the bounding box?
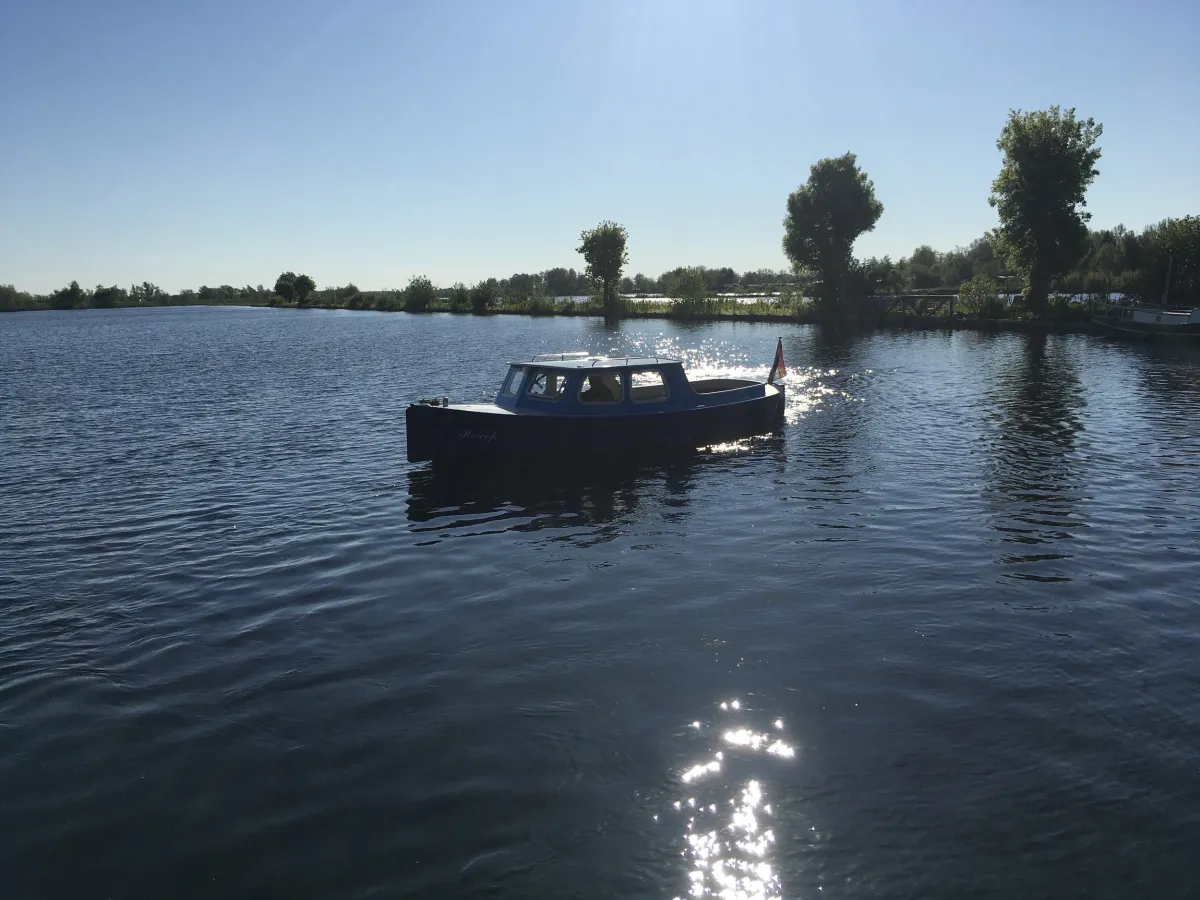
[958,274,1005,317]
[578,221,629,320]
[853,257,904,299]
[404,275,435,311]
[783,153,884,317]
[631,273,656,294]
[704,267,739,292]
[373,292,398,312]
[274,272,297,303]
[0,284,40,311]
[523,294,556,315]
[130,282,166,303]
[990,106,1103,315]
[91,285,127,307]
[668,267,710,317]
[52,280,87,309]
[293,274,315,307]
[1139,216,1200,306]
[541,267,590,297]
[470,279,497,314]
[448,282,470,311]
[334,283,363,309]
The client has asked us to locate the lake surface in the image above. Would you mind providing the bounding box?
[2,307,1198,900]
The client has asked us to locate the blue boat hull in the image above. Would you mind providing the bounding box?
[406,390,785,465]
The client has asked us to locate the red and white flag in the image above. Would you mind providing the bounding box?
[768,338,786,383]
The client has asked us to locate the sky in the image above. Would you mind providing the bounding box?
[2,0,1198,294]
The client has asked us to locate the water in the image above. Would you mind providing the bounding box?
[2,307,1198,899]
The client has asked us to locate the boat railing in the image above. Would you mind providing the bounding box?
[532,352,592,362]
[528,353,672,367]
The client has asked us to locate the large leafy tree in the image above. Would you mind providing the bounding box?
[667,266,709,317]
[405,275,435,311]
[1139,215,1200,307]
[989,106,1103,316]
[91,284,127,308]
[470,278,498,314]
[782,153,883,317]
[577,221,629,320]
[274,272,297,303]
[52,280,87,309]
[293,274,315,307]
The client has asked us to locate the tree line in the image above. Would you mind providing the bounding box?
[4,105,1196,319]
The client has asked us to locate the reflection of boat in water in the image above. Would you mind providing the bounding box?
[406,342,786,467]
[405,433,784,529]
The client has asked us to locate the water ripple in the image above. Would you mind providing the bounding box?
[1,310,1198,898]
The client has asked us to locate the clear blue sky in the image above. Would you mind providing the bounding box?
[2,0,1197,293]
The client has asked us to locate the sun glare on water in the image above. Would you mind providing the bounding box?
[667,699,798,900]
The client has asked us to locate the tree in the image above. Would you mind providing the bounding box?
[542,267,586,297]
[989,106,1103,316]
[854,256,904,299]
[52,280,86,309]
[577,220,629,320]
[1138,215,1200,307]
[632,273,655,294]
[293,274,315,307]
[405,275,435,311]
[130,282,166,304]
[91,285,127,308]
[448,282,470,311]
[470,279,498,314]
[958,274,1004,318]
[274,272,297,303]
[783,153,883,317]
[0,285,25,311]
[667,267,709,317]
[939,249,973,288]
[705,266,738,292]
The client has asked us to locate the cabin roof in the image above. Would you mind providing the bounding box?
[512,353,681,370]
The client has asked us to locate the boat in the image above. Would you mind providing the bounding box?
[1092,256,1200,340]
[406,340,787,465]
[1092,303,1200,339]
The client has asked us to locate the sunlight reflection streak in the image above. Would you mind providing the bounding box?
[670,700,796,899]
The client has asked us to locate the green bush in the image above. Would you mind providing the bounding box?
[404,275,435,311]
[958,275,1005,318]
[470,280,497,314]
[668,267,710,317]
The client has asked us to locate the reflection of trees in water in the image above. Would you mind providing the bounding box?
[1127,342,1200,506]
[984,333,1086,583]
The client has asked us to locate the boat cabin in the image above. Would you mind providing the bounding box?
[495,353,760,416]
[1131,308,1195,327]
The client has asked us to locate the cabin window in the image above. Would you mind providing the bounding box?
[526,370,567,400]
[630,369,668,402]
[501,366,525,397]
[580,372,623,404]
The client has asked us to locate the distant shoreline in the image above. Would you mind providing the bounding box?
[2,300,1111,335]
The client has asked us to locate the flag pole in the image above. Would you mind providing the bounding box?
[766,337,784,384]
